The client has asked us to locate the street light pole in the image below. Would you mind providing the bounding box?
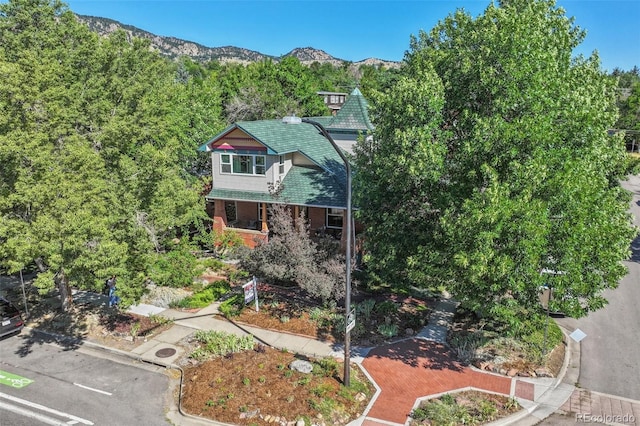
[302,118,352,387]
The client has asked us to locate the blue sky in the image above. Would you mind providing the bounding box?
[65,0,639,72]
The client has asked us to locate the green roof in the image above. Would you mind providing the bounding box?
[198,89,372,209]
[200,118,347,185]
[206,165,347,208]
[326,88,374,132]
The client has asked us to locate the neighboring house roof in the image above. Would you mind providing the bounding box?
[326,88,374,132]
[205,164,346,209]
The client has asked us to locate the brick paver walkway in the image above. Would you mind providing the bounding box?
[361,338,514,424]
[559,388,640,425]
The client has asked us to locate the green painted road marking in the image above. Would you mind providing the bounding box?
[0,370,33,388]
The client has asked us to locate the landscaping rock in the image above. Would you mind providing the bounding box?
[507,368,518,377]
[535,368,554,378]
[239,409,259,420]
[405,328,415,336]
[296,419,305,426]
[289,359,313,374]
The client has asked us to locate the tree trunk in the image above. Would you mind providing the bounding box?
[56,269,73,312]
[34,257,47,273]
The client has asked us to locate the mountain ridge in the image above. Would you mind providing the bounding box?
[76,14,400,68]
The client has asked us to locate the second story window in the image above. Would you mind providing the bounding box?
[220,153,266,175]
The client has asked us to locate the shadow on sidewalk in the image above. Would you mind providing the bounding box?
[366,338,464,372]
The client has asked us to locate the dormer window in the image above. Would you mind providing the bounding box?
[220,153,266,175]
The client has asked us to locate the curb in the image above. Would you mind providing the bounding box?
[23,326,225,426]
[488,324,577,426]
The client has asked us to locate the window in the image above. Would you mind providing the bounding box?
[326,208,343,229]
[233,155,252,174]
[220,154,231,173]
[255,156,266,175]
[220,153,266,175]
[278,155,285,176]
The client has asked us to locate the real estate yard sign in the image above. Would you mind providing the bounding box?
[243,276,259,312]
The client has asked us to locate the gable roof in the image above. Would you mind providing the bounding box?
[326,88,374,132]
[199,119,346,184]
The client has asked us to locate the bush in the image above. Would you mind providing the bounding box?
[219,294,243,318]
[313,357,339,378]
[375,300,398,316]
[190,330,255,360]
[377,323,398,338]
[172,280,230,309]
[239,204,345,303]
[149,244,199,288]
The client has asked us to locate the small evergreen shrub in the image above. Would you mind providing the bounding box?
[172,280,230,309]
[219,294,243,318]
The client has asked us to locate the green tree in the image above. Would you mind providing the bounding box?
[0,0,128,309]
[355,0,636,322]
[0,0,213,309]
[612,68,640,152]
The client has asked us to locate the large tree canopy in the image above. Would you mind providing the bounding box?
[355,0,637,321]
[0,0,214,309]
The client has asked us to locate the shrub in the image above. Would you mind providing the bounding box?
[377,323,398,338]
[357,299,376,323]
[375,300,398,316]
[149,243,199,288]
[149,314,173,325]
[449,331,488,364]
[172,280,230,309]
[239,204,345,303]
[190,330,255,359]
[313,357,339,378]
[219,294,243,318]
[201,228,243,259]
[140,285,192,308]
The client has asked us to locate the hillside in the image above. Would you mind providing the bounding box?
[76,14,400,68]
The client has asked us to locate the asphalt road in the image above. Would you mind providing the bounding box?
[556,175,640,401]
[0,332,172,425]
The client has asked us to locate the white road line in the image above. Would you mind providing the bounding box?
[0,392,94,425]
[0,400,67,425]
[73,382,112,396]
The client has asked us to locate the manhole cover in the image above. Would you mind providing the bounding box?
[155,348,177,358]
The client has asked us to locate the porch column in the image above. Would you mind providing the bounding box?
[261,203,269,233]
[294,205,300,227]
[213,199,227,233]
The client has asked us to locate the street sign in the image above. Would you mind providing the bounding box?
[346,309,356,333]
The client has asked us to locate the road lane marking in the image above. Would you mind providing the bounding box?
[0,399,67,425]
[73,382,112,396]
[0,369,34,388]
[0,392,94,425]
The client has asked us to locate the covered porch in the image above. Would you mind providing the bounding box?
[209,198,346,249]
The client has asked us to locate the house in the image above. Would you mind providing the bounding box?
[199,88,373,248]
[317,91,347,115]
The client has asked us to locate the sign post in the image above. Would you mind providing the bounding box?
[243,277,259,312]
[346,309,356,333]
